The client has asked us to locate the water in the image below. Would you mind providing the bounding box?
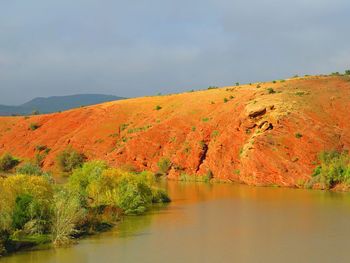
[2,181,350,263]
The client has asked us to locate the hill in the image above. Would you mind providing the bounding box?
[0,94,124,116]
[0,75,349,187]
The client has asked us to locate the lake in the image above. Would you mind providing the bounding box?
[2,181,350,263]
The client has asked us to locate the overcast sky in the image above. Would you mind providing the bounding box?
[0,0,349,104]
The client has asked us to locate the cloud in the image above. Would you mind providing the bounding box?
[0,0,349,104]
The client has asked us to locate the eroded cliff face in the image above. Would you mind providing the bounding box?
[1,75,350,186]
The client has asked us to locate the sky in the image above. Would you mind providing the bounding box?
[0,0,349,105]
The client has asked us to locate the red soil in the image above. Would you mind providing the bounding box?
[1,75,349,187]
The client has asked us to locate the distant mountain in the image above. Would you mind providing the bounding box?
[0,94,125,116]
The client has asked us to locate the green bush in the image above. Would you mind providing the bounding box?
[345,70,350,75]
[12,194,37,229]
[0,161,170,251]
[56,147,86,173]
[267,88,276,94]
[68,161,170,215]
[155,105,162,111]
[295,133,303,139]
[115,174,153,214]
[68,160,108,202]
[0,153,19,172]
[29,123,40,131]
[157,158,172,175]
[310,151,350,189]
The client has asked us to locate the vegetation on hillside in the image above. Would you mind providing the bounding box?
[0,153,19,172]
[307,151,350,189]
[56,147,86,173]
[0,160,170,255]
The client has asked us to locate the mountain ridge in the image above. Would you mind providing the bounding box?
[0,94,125,116]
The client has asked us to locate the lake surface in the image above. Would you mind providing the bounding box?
[2,181,350,263]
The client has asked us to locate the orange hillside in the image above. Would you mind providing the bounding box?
[1,75,350,187]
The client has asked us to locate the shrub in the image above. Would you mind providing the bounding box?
[115,174,154,214]
[12,194,36,229]
[35,145,47,152]
[29,123,40,131]
[157,158,172,175]
[56,147,86,173]
[0,153,19,172]
[0,162,170,250]
[295,133,303,139]
[51,189,86,246]
[223,98,228,103]
[345,70,350,75]
[120,123,129,131]
[68,160,109,203]
[310,151,350,189]
[16,162,43,175]
[68,162,169,215]
[267,88,276,94]
[35,153,47,167]
[211,130,219,138]
[155,105,162,111]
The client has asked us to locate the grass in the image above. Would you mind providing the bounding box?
[211,130,219,138]
[127,124,152,134]
[295,91,306,96]
[11,233,51,245]
[179,173,212,183]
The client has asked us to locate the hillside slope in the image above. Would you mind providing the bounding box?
[0,75,349,187]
